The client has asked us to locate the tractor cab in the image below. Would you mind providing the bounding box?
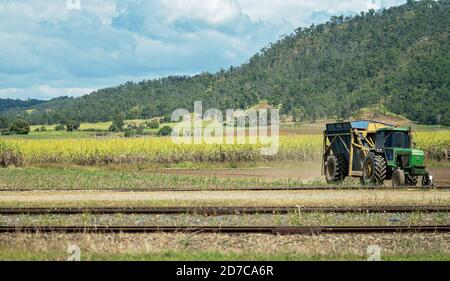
[374,127,426,176]
[375,128,411,150]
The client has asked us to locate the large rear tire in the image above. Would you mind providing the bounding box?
[325,154,347,183]
[362,153,387,186]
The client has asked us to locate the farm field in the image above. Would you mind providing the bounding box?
[1,129,448,166]
[1,119,449,261]
[2,0,450,264]
[0,163,320,191]
[0,163,449,194]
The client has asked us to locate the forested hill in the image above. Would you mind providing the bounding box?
[6,0,450,125]
[0,98,45,112]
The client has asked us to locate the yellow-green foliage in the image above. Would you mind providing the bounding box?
[275,135,322,161]
[414,131,450,160]
[1,131,447,165]
[0,141,23,167]
[1,136,319,165]
[30,120,149,132]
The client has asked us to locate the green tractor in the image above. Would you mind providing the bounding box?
[322,120,434,187]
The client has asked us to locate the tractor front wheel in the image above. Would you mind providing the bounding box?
[392,169,406,187]
[362,153,387,186]
[422,173,435,188]
[325,154,347,183]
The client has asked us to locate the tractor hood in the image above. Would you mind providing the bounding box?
[411,149,426,167]
[394,148,425,168]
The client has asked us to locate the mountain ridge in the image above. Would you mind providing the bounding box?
[2,0,449,126]
[0,98,46,112]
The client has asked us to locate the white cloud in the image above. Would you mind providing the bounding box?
[0,85,95,100]
[239,0,404,26]
[160,0,242,25]
[0,0,407,100]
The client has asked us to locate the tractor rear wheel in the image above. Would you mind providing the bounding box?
[392,169,406,187]
[362,153,387,186]
[406,175,418,186]
[325,154,347,183]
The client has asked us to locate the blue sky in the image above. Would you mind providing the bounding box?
[0,0,406,100]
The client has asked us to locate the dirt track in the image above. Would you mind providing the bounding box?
[150,163,449,184]
[1,189,449,207]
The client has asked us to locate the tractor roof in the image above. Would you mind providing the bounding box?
[350,120,395,129]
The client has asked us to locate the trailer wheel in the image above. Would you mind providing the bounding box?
[362,153,386,186]
[392,169,406,187]
[325,154,347,183]
[406,175,418,186]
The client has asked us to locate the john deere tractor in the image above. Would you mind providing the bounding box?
[322,120,434,187]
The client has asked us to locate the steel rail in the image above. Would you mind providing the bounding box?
[1,206,450,215]
[1,225,449,234]
[0,185,448,192]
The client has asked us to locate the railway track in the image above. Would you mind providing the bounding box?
[1,206,450,215]
[0,185,448,192]
[1,225,449,234]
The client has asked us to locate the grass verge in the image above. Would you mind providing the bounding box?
[1,233,449,261]
[1,212,449,227]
